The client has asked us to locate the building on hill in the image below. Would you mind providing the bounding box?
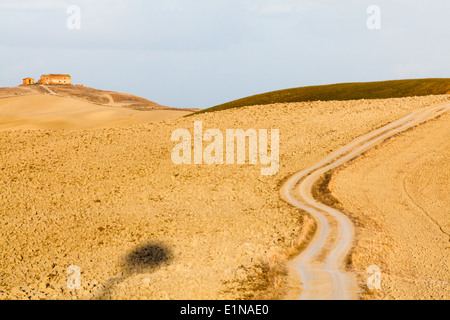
[37,74,71,85]
[22,77,35,85]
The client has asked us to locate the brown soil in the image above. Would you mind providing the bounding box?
[0,95,190,131]
[330,113,450,300]
[0,95,448,299]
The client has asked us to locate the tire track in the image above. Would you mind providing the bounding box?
[403,170,450,238]
[281,101,450,300]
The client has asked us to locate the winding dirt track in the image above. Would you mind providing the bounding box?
[281,101,450,300]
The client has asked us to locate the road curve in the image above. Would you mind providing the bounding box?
[281,101,450,300]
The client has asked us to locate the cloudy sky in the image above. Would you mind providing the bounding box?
[1,0,449,108]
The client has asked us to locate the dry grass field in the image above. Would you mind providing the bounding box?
[0,86,46,98]
[45,85,173,111]
[0,94,448,300]
[330,112,450,300]
[0,95,190,131]
[194,79,450,115]
[0,85,196,112]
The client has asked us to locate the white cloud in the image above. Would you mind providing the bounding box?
[0,0,70,10]
[243,0,325,15]
[392,62,446,79]
[161,0,183,12]
[258,4,300,14]
[1,0,449,107]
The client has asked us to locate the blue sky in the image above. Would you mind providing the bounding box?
[1,0,449,108]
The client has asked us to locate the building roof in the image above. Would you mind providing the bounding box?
[48,74,71,77]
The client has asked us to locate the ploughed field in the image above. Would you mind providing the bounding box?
[330,112,450,300]
[0,94,448,299]
[0,95,190,131]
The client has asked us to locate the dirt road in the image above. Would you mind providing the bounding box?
[1,95,448,300]
[281,101,450,300]
[39,85,57,95]
[330,112,450,300]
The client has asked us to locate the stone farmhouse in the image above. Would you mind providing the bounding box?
[22,74,72,86]
[38,74,71,85]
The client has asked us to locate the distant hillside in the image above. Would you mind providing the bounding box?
[44,85,172,111]
[193,78,450,115]
[0,95,192,131]
[0,85,47,98]
[0,85,196,112]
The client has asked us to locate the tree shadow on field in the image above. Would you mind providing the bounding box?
[96,241,173,300]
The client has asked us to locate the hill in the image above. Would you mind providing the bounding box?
[0,95,191,131]
[45,85,172,111]
[0,85,198,112]
[1,94,448,299]
[193,78,450,115]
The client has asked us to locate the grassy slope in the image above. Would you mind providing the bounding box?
[193,79,450,115]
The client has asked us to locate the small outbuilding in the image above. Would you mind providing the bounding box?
[22,77,35,85]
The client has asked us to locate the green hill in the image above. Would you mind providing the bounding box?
[192,78,450,115]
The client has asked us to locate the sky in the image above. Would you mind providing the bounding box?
[1,0,449,108]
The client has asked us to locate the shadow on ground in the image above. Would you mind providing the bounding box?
[96,241,173,300]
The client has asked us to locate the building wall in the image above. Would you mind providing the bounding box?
[22,78,35,85]
[38,74,71,85]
